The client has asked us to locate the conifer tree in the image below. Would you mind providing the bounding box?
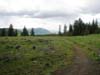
[8,24,14,36]
[63,24,67,35]
[1,28,6,36]
[73,18,85,35]
[30,28,35,36]
[69,24,73,35]
[14,29,18,36]
[21,26,29,36]
[58,25,62,35]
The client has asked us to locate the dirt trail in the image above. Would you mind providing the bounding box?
[53,45,92,75]
[67,46,91,75]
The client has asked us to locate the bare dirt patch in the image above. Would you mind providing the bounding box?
[53,45,100,75]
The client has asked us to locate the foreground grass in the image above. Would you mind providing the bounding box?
[0,34,100,75]
[0,36,74,75]
[67,34,100,61]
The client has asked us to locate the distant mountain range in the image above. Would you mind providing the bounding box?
[34,28,51,35]
[18,28,51,35]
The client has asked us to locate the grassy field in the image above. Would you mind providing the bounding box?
[0,34,100,75]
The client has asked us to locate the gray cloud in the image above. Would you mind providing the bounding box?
[81,0,100,14]
[0,0,100,19]
[0,10,38,17]
[33,10,78,19]
[0,9,78,20]
[0,0,100,31]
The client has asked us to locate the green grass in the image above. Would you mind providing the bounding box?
[0,36,74,75]
[67,34,100,61]
[0,34,100,75]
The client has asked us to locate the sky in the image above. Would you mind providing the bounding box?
[0,0,100,32]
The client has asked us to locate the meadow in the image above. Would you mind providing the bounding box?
[0,34,100,75]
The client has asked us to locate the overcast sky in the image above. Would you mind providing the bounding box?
[0,0,100,32]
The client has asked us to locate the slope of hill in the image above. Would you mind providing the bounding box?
[34,28,51,35]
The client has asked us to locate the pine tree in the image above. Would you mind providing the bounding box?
[69,24,73,35]
[63,24,67,35]
[84,23,90,35]
[14,29,18,36]
[78,18,85,35]
[73,20,79,35]
[31,28,35,36]
[86,22,91,34]
[68,18,99,36]
[21,26,29,36]
[8,24,14,36]
[90,20,98,34]
[58,25,62,35]
[1,28,6,36]
[73,18,85,35]
[94,19,98,33]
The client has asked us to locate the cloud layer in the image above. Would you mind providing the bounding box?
[0,0,100,31]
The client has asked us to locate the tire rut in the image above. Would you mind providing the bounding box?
[53,45,91,75]
[67,46,91,75]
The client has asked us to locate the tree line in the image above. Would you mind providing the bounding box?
[0,18,100,36]
[0,24,35,36]
[59,18,100,36]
